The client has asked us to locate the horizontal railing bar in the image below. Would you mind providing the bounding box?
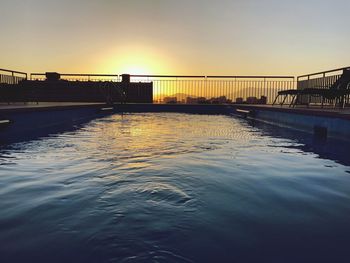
[130,75,206,78]
[61,74,119,77]
[297,66,350,80]
[8,67,350,82]
[206,75,294,79]
[30,73,46,76]
[131,75,294,79]
[30,73,119,77]
[30,73,294,80]
[0,68,27,77]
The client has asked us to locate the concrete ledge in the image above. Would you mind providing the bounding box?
[0,102,106,114]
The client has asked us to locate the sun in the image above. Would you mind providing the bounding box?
[121,65,150,75]
[101,44,173,75]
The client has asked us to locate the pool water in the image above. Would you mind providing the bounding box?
[1,113,350,263]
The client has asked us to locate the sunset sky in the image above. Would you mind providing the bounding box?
[1,0,349,76]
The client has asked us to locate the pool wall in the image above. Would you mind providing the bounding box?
[0,104,109,144]
[114,103,232,114]
[232,105,350,141]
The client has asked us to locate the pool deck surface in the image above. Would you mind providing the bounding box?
[238,104,350,113]
[0,102,103,109]
[0,102,106,113]
[1,102,350,119]
[235,104,350,120]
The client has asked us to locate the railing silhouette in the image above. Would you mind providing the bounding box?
[0,68,27,84]
[8,68,350,106]
[297,66,350,104]
[29,73,295,104]
[129,75,295,104]
[30,73,120,82]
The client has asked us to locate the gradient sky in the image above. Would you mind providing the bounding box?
[1,0,349,76]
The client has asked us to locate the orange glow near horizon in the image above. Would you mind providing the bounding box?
[100,45,175,75]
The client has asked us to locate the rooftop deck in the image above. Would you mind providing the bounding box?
[236,104,350,119]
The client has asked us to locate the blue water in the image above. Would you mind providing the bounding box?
[1,113,350,263]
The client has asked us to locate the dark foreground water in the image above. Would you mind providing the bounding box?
[1,113,350,263]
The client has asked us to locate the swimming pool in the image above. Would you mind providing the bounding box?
[1,113,350,263]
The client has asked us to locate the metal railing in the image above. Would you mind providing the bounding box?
[8,67,350,106]
[297,66,350,89]
[30,73,120,82]
[129,75,295,104]
[0,68,27,84]
[297,66,350,104]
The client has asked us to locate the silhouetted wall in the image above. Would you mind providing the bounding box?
[0,80,153,103]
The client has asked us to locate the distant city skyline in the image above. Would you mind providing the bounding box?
[1,0,350,75]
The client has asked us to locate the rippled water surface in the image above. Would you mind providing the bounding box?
[1,113,350,263]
